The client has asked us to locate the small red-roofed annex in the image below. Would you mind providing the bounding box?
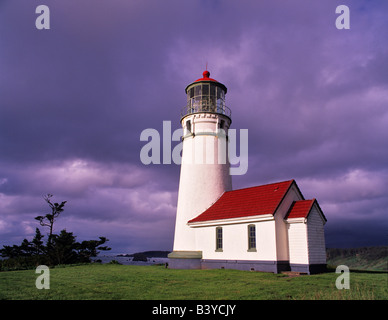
[185,179,327,274]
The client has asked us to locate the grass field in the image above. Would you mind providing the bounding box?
[0,263,387,300]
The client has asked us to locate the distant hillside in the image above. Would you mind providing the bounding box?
[326,246,388,271]
[117,251,170,258]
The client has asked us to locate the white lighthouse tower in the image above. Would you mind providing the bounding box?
[168,70,232,268]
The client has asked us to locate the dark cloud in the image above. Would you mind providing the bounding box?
[1,1,387,253]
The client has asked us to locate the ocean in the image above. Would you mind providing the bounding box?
[92,255,169,266]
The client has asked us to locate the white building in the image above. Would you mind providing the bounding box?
[168,71,327,274]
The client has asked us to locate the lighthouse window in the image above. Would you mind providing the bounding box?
[186,120,191,133]
[210,84,216,97]
[194,85,201,97]
[202,84,209,96]
[194,96,201,108]
[189,87,194,99]
[215,227,223,251]
[216,88,222,100]
[216,88,225,112]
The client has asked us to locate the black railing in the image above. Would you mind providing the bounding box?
[181,103,231,119]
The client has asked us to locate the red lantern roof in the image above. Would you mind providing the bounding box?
[194,70,218,82]
[185,70,227,93]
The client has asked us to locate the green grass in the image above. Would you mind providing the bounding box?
[0,264,387,300]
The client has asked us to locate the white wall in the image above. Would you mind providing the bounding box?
[191,181,308,263]
[286,203,326,265]
[287,222,309,264]
[274,184,304,261]
[307,205,327,264]
[195,219,278,261]
[172,113,232,251]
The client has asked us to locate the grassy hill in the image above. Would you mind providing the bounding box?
[326,246,387,271]
[0,263,387,300]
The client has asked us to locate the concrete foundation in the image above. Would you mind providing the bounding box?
[168,254,326,274]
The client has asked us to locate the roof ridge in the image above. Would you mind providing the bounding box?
[227,179,294,193]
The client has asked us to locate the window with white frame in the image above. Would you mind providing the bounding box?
[215,227,223,252]
[248,224,256,251]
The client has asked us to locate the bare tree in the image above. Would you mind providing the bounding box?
[35,194,67,246]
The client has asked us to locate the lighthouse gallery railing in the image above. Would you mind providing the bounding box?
[181,103,231,119]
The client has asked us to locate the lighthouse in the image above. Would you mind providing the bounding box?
[168,70,232,269]
[167,71,327,274]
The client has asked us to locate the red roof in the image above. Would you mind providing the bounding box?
[285,199,327,221]
[188,180,297,223]
[194,70,218,83]
[285,199,315,219]
[185,70,227,93]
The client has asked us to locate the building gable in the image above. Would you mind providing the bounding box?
[285,199,327,224]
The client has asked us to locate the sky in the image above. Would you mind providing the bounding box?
[0,0,387,254]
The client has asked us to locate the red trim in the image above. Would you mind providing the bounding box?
[194,77,218,82]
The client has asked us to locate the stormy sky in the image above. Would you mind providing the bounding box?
[0,0,387,253]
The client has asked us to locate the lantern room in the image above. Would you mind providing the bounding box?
[181,70,231,120]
